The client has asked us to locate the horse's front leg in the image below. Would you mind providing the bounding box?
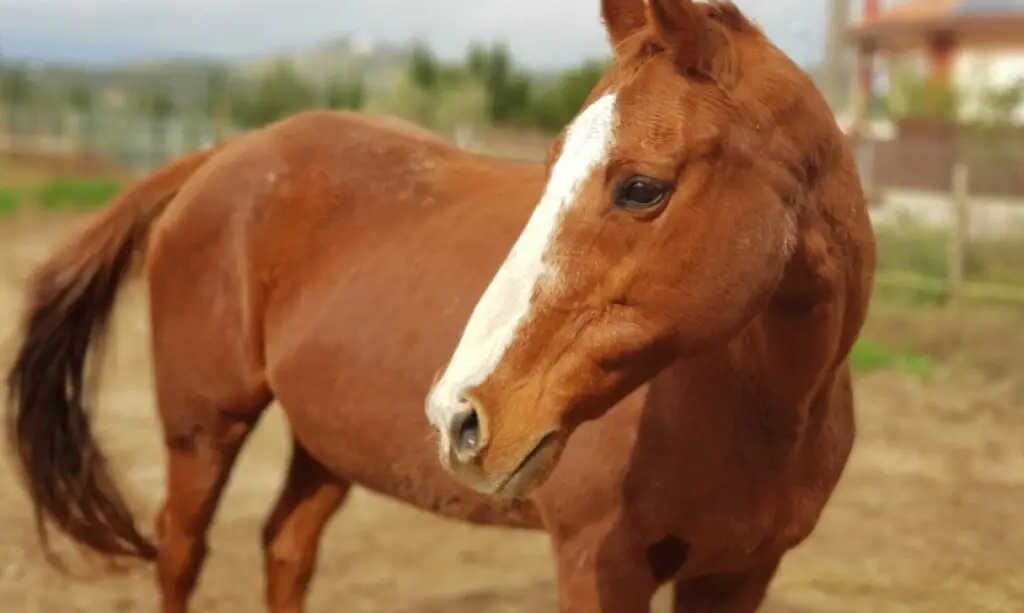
[673,557,781,613]
[551,521,663,613]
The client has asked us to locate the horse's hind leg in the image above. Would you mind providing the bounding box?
[146,201,279,612]
[148,278,273,612]
[673,558,781,613]
[154,386,271,613]
[262,437,350,613]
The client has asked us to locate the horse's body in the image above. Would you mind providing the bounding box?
[6,2,875,612]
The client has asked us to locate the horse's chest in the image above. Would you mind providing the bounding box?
[539,393,826,575]
[604,460,822,577]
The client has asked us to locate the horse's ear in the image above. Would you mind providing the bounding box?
[646,0,713,73]
[601,0,648,51]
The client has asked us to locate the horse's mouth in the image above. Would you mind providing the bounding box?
[493,431,560,500]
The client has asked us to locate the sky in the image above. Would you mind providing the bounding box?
[0,0,834,69]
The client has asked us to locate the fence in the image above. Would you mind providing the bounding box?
[1,104,229,175]
[856,130,1024,308]
[851,120,1024,199]
[0,103,551,174]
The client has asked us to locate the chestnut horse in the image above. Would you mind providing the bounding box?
[5,1,875,612]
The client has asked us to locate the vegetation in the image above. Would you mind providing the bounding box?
[0,187,19,215]
[226,41,605,134]
[0,39,607,137]
[883,70,1022,127]
[35,178,123,210]
[0,67,34,108]
[875,219,1024,289]
[0,175,124,214]
[884,74,962,122]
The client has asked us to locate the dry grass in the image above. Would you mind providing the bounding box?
[862,300,1024,398]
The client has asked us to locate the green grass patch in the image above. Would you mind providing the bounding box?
[850,339,934,379]
[0,187,20,215]
[35,178,123,210]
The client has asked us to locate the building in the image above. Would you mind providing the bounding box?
[847,0,1024,126]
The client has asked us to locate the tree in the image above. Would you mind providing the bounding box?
[530,59,608,133]
[495,71,532,124]
[325,75,366,111]
[408,42,440,92]
[138,88,176,120]
[204,68,233,137]
[466,42,490,80]
[0,66,33,108]
[362,41,613,135]
[481,42,511,97]
[1,67,33,133]
[203,68,231,113]
[478,42,513,122]
[365,71,433,126]
[972,81,1023,127]
[460,41,534,124]
[67,85,94,113]
[962,81,1024,170]
[231,59,317,128]
[885,74,960,122]
[433,78,490,141]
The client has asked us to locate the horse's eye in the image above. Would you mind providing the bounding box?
[614,176,669,211]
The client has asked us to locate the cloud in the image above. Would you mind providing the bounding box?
[0,0,826,67]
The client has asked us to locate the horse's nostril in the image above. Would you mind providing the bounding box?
[453,409,481,456]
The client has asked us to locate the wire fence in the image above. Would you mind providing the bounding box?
[855,131,1024,308]
[1,105,229,174]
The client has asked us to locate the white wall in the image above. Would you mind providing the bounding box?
[953,50,1024,123]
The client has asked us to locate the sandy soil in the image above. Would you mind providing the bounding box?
[0,212,1021,613]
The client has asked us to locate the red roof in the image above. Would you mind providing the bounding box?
[849,0,1024,49]
[863,0,956,28]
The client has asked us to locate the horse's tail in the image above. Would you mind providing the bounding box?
[4,143,224,567]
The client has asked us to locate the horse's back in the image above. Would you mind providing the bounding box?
[147,108,478,296]
[157,108,461,219]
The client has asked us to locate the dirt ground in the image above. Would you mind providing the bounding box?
[0,211,1021,613]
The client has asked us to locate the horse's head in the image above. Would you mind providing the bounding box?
[427,0,842,497]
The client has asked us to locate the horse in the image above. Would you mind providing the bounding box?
[5,1,876,611]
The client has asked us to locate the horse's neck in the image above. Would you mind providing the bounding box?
[645,299,845,466]
[749,166,873,416]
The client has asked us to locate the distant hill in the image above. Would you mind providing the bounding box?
[234,35,409,90]
[6,35,412,110]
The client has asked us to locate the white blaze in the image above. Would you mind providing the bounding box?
[427,93,619,435]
